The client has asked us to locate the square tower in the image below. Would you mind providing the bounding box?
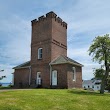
[31,11,67,87]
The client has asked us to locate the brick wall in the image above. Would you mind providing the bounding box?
[51,64,68,88]
[51,17,67,60]
[67,64,82,88]
[51,64,82,89]
[31,63,50,88]
[14,68,30,88]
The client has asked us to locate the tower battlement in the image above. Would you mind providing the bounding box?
[31,11,67,29]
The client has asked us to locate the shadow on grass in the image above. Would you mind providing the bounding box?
[0,86,12,89]
[68,89,110,96]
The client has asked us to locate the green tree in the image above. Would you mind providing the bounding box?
[93,68,105,79]
[0,70,5,86]
[0,76,6,80]
[89,34,110,94]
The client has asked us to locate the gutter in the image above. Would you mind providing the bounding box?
[29,66,31,86]
[13,66,30,69]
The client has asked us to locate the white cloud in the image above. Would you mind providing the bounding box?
[0,15,31,65]
[58,0,110,37]
[68,47,89,59]
[0,64,14,83]
[82,63,101,80]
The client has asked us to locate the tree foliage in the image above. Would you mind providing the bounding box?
[89,34,110,63]
[89,34,110,94]
[93,68,110,91]
[0,76,6,80]
[93,68,105,79]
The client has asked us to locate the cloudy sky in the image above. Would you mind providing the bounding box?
[0,0,110,83]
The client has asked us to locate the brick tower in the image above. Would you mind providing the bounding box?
[31,11,67,87]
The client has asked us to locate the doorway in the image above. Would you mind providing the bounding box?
[37,72,41,86]
[52,70,57,86]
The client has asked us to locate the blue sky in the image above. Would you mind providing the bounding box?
[0,0,110,83]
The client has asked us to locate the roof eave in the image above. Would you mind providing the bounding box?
[13,66,31,70]
[50,61,83,67]
[13,61,30,69]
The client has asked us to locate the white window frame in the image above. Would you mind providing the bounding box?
[38,48,42,59]
[72,67,76,81]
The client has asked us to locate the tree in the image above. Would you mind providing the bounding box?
[0,76,6,80]
[106,76,110,91]
[93,68,105,80]
[93,68,110,91]
[0,70,6,86]
[89,34,110,94]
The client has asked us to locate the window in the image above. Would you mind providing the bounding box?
[72,67,76,81]
[88,85,90,88]
[38,48,42,59]
[92,85,94,88]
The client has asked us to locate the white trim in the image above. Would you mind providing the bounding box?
[12,73,14,86]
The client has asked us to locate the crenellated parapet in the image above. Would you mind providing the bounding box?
[31,11,67,29]
[46,11,57,18]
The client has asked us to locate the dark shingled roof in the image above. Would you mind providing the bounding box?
[13,61,30,69]
[13,56,83,69]
[50,55,83,67]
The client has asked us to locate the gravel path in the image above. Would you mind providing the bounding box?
[0,89,33,92]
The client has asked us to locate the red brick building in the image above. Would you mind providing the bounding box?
[13,11,83,88]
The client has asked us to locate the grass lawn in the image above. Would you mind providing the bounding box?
[0,89,110,110]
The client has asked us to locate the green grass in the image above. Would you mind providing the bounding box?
[0,89,110,110]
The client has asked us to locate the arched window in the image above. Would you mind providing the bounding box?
[38,48,42,59]
[72,67,76,81]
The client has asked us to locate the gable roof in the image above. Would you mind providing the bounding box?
[13,56,83,69]
[83,79,101,85]
[50,55,83,67]
[13,61,30,69]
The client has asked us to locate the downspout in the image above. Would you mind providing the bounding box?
[29,66,31,87]
[49,63,52,87]
[12,73,14,86]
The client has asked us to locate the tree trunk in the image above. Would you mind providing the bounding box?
[100,55,109,94]
[100,80,105,94]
